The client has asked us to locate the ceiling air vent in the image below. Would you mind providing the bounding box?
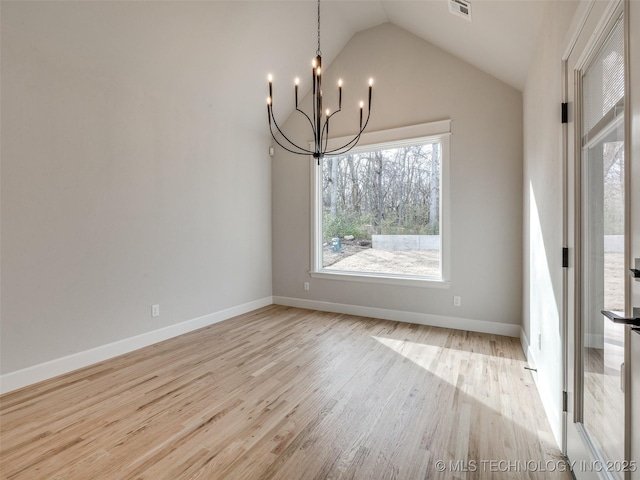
[448,0,472,21]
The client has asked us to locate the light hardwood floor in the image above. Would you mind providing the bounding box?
[1,306,571,479]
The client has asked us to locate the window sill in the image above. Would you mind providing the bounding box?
[309,270,451,289]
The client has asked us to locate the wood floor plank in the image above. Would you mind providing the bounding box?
[1,306,571,479]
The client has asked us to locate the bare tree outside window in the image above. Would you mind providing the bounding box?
[321,142,442,278]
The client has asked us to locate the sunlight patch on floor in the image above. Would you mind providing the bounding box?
[371,334,537,436]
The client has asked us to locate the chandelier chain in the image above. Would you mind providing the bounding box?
[316,0,321,56]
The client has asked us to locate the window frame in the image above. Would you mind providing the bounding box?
[309,120,452,288]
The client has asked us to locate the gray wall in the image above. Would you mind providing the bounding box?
[272,23,523,328]
[523,0,640,456]
[522,0,579,445]
[0,2,272,374]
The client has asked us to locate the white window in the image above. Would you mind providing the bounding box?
[310,120,451,287]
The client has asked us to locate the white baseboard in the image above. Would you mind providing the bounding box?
[520,327,536,368]
[273,296,521,337]
[0,296,273,395]
[519,326,562,448]
[1,297,521,395]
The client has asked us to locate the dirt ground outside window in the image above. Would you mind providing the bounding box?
[323,240,440,277]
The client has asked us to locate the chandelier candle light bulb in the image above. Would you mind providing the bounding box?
[265,0,373,163]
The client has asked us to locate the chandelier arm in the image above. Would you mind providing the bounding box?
[323,124,364,156]
[323,141,361,157]
[322,109,371,155]
[322,109,340,144]
[322,121,368,156]
[318,108,342,155]
[323,134,361,156]
[320,118,329,153]
[270,108,314,154]
[322,131,363,156]
[269,124,314,156]
[295,107,315,133]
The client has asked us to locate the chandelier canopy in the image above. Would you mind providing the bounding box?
[267,0,373,164]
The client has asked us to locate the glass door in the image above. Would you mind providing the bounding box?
[579,10,626,478]
[564,3,629,478]
[581,114,625,479]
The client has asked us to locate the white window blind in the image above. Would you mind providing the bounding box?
[582,14,624,144]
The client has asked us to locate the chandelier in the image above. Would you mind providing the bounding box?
[267,0,373,164]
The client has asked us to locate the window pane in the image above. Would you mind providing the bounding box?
[582,124,625,480]
[321,142,441,278]
[580,12,625,479]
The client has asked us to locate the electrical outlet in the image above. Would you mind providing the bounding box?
[151,304,160,317]
[453,296,461,307]
[304,282,310,291]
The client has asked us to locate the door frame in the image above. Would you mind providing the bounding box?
[561,0,632,477]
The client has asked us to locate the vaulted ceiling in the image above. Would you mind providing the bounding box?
[258,0,549,133]
[331,0,547,91]
[259,0,548,132]
[6,1,550,134]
